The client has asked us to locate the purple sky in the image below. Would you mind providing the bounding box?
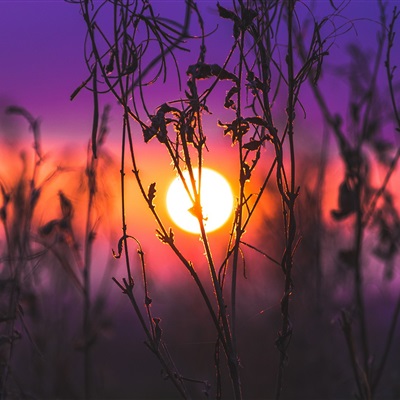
[0,1,94,141]
[0,1,390,147]
[0,1,232,145]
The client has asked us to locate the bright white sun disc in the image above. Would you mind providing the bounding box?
[166,168,234,234]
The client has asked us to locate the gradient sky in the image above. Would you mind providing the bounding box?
[0,1,388,144]
[1,0,398,233]
[1,0,398,260]
[1,1,400,399]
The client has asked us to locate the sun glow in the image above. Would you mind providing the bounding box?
[166,168,234,234]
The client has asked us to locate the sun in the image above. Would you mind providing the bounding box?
[166,168,234,234]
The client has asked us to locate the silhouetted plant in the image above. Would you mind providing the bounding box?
[297,2,400,398]
[0,105,115,399]
[70,1,339,399]
[0,106,63,399]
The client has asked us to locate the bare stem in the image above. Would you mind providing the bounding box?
[276,1,297,398]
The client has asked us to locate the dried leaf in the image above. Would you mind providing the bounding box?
[187,63,238,82]
[148,182,157,206]
[245,116,269,128]
[243,140,263,151]
[142,104,180,144]
[218,118,249,143]
[112,234,139,259]
[143,125,157,143]
[224,86,238,109]
[217,3,238,22]
[112,236,125,259]
[246,71,265,94]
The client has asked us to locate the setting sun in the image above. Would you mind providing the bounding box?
[166,168,234,234]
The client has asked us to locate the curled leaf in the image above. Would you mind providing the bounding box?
[187,63,238,83]
[112,234,139,259]
[142,103,180,143]
[143,125,158,143]
[218,118,249,143]
[224,86,238,109]
[216,3,241,39]
[245,116,269,128]
[243,139,263,151]
[148,182,157,206]
[112,236,124,259]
